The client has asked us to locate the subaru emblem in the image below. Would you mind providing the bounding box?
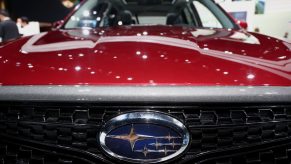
[99,112,190,163]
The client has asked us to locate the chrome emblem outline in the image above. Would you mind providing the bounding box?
[99,111,190,163]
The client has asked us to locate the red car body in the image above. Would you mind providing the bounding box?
[1,1,291,163]
[0,26,290,86]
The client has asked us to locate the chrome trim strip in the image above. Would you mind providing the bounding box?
[0,86,290,102]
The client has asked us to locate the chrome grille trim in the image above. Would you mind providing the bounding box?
[0,86,290,102]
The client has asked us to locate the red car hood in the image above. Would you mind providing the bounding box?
[0,26,291,86]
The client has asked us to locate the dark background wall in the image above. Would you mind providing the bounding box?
[0,0,4,9]
[4,0,72,22]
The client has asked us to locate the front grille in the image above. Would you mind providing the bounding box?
[0,102,291,163]
[0,139,98,164]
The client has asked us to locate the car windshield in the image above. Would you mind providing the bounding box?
[64,0,237,29]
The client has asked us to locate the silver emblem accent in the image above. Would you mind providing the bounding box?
[99,112,190,163]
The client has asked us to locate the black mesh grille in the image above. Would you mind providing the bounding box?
[0,140,96,164]
[183,138,291,164]
[0,102,291,163]
[0,107,101,154]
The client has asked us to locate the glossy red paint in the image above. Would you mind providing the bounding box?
[236,20,248,30]
[0,26,290,86]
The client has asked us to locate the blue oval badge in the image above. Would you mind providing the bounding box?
[99,112,190,163]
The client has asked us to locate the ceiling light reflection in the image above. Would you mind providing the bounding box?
[142,55,148,59]
[75,66,82,71]
[247,74,255,80]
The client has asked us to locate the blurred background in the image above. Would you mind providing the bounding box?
[0,0,290,41]
[0,0,82,32]
[215,0,291,41]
